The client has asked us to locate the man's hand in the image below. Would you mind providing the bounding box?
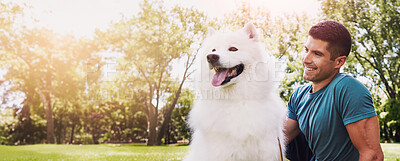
[346,116,384,161]
[284,118,301,145]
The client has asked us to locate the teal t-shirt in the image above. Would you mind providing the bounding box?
[288,73,377,161]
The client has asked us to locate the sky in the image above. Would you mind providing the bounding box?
[21,0,321,37]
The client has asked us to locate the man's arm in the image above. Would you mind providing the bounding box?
[284,118,301,145]
[345,116,384,161]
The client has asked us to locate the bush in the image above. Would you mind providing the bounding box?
[74,134,94,144]
[0,109,17,145]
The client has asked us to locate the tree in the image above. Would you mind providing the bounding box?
[223,1,272,35]
[97,0,209,145]
[1,26,102,144]
[0,1,39,144]
[319,0,400,142]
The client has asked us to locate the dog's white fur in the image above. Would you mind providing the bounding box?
[184,23,287,161]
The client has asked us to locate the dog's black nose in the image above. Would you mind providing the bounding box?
[207,54,219,64]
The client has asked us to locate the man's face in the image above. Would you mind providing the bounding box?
[302,36,337,83]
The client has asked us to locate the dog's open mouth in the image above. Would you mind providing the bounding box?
[211,64,244,87]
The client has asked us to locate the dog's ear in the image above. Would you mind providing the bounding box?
[243,23,259,41]
[207,27,216,37]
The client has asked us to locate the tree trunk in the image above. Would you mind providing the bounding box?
[56,119,62,144]
[17,103,33,144]
[92,134,100,144]
[395,124,400,142]
[70,125,75,144]
[383,123,389,142]
[38,89,55,144]
[389,128,394,142]
[165,123,170,144]
[19,75,35,144]
[147,103,158,145]
[156,89,181,145]
[157,68,188,144]
[55,109,64,144]
[45,93,55,144]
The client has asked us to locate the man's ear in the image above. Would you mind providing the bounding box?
[243,23,259,41]
[334,56,347,68]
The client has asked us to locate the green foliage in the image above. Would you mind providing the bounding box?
[271,14,316,103]
[170,88,194,142]
[0,0,195,146]
[0,1,103,144]
[223,1,272,32]
[96,0,209,145]
[379,97,400,142]
[132,111,148,140]
[0,23,103,143]
[0,109,47,145]
[0,109,16,144]
[0,1,23,48]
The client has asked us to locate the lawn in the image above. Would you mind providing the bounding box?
[0,143,188,161]
[382,143,400,161]
[0,143,399,161]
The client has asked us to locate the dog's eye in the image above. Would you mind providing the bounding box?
[212,49,216,52]
[228,47,238,52]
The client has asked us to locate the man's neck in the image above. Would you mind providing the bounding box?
[311,72,339,93]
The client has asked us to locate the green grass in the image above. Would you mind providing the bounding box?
[0,143,188,161]
[382,143,400,161]
[0,143,399,161]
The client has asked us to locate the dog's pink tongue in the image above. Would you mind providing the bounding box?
[212,70,228,87]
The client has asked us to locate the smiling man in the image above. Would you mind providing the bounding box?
[284,21,384,161]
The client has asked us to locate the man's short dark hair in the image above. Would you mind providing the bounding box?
[308,21,352,60]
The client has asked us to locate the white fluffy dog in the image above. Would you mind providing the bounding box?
[184,23,287,161]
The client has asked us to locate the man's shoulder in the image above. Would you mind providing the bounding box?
[333,73,369,93]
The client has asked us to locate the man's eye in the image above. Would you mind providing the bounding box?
[228,47,238,52]
[315,52,323,56]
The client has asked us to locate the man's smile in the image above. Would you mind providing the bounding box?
[305,67,316,71]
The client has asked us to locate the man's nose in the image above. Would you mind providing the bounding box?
[302,52,312,64]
